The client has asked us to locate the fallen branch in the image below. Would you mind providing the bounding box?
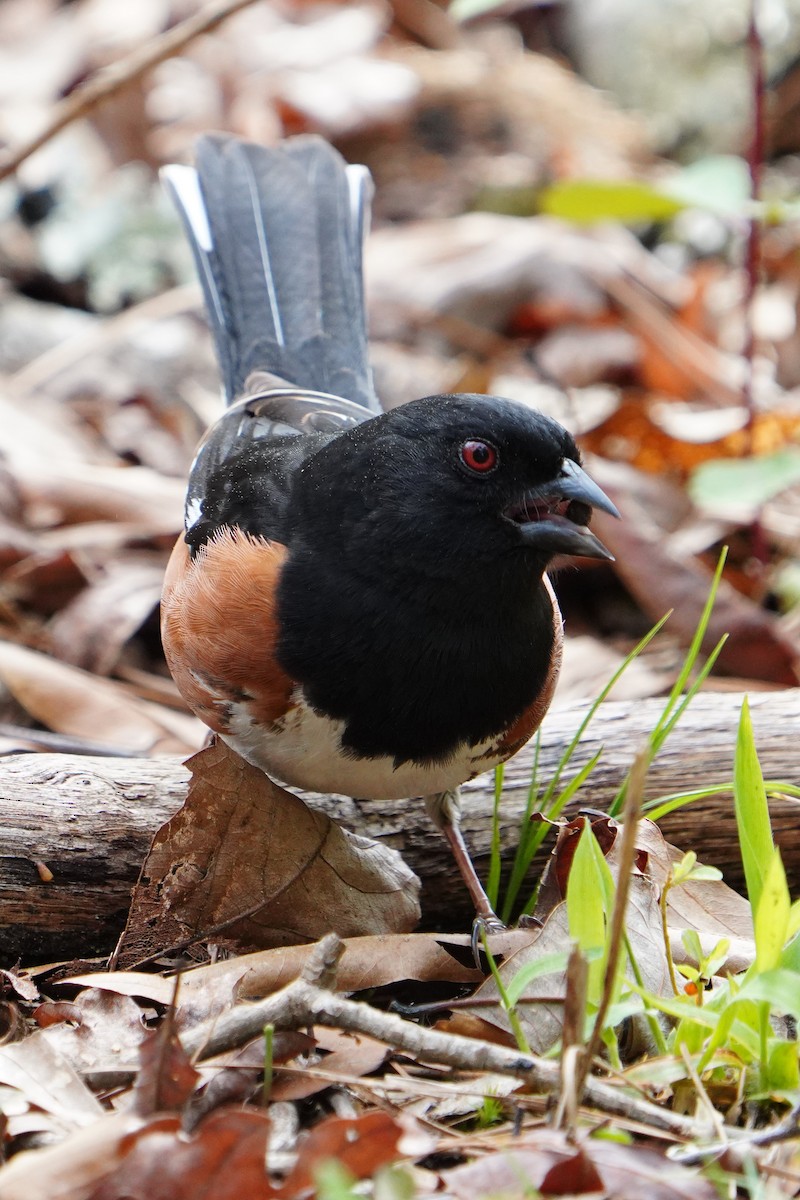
[0,0,262,183]
[1,691,798,962]
[184,934,715,1141]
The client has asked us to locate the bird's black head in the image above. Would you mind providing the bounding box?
[288,393,618,580]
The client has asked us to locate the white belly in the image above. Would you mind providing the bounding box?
[223,689,505,799]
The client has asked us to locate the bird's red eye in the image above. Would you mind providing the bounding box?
[460,439,498,473]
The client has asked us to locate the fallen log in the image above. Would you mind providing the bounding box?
[1,690,798,963]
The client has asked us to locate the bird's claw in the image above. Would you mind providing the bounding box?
[471,910,507,968]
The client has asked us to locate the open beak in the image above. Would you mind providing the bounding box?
[505,459,620,560]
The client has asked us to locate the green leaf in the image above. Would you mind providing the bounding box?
[449,0,506,21]
[734,698,774,916]
[539,180,685,225]
[505,950,571,1007]
[663,155,752,216]
[788,902,800,943]
[754,849,791,973]
[315,1161,359,1200]
[779,930,800,973]
[736,968,800,1021]
[766,1039,800,1091]
[566,823,610,1002]
[681,929,704,963]
[689,449,800,517]
[539,158,754,227]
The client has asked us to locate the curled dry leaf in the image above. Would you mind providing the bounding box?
[0,1112,143,1200]
[11,459,184,534]
[623,819,753,941]
[455,816,674,1053]
[587,462,800,685]
[33,1001,83,1028]
[0,640,202,755]
[133,1024,200,1118]
[115,739,421,967]
[461,814,756,1053]
[442,1127,717,1200]
[0,968,40,1004]
[454,893,666,1056]
[0,1033,103,1139]
[38,989,148,1087]
[79,1107,405,1200]
[270,1026,389,1102]
[48,559,164,675]
[66,929,535,1030]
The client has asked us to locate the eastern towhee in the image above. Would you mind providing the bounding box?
[160,135,619,930]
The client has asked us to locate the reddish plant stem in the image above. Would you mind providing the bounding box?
[744,1,768,567]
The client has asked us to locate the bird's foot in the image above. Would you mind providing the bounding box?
[471,909,507,968]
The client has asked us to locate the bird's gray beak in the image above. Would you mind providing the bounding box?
[505,459,620,560]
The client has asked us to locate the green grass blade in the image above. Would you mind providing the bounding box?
[518,751,604,916]
[541,611,672,812]
[497,614,671,922]
[754,848,790,974]
[566,822,614,1004]
[652,636,727,750]
[644,783,735,820]
[734,697,774,916]
[651,548,728,741]
[646,779,800,822]
[608,551,728,818]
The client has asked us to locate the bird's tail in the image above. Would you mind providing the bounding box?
[162,134,377,413]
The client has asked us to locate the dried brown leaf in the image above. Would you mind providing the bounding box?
[38,989,147,1084]
[0,640,201,754]
[4,550,88,614]
[0,967,40,1004]
[33,1001,83,1029]
[442,1127,717,1200]
[462,818,675,1052]
[284,1110,404,1193]
[116,740,420,966]
[87,1109,272,1200]
[271,1027,388,1101]
[0,1112,142,1200]
[48,559,164,675]
[133,1025,200,1117]
[0,1034,103,1136]
[587,463,800,685]
[67,930,533,1029]
[624,820,753,941]
[80,1107,405,1200]
[12,460,183,533]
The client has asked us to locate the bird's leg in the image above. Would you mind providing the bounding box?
[424,788,506,934]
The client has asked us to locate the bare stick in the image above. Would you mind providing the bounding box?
[0,0,262,183]
[180,933,724,1141]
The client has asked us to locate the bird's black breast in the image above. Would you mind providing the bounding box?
[275,551,556,765]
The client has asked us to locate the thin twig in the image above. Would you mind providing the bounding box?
[744,0,769,568]
[743,0,765,441]
[0,0,262,183]
[671,1099,800,1166]
[179,934,721,1141]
